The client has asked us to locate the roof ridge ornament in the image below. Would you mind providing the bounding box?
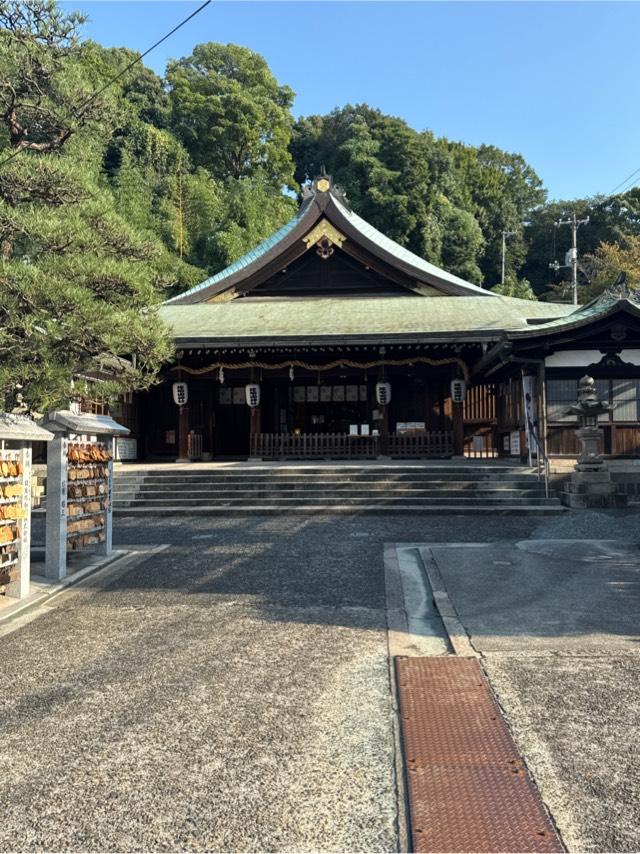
[596,271,637,305]
[301,173,350,210]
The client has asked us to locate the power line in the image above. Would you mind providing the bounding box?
[608,165,640,197]
[74,0,212,120]
[0,0,212,171]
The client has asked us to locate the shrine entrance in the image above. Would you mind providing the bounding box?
[135,363,463,460]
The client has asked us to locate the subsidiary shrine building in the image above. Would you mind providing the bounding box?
[121,176,640,463]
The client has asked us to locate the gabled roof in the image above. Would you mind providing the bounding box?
[167,176,497,304]
[0,413,53,443]
[159,295,572,347]
[471,288,640,375]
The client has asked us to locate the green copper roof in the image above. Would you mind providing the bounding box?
[507,292,640,337]
[167,181,499,303]
[164,199,312,304]
[330,192,490,296]
[160,295,574,345]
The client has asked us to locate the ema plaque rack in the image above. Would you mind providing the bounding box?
[0,414,53,600]
[42,411,129,581]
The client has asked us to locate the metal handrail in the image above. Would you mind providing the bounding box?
[527,419,550,498]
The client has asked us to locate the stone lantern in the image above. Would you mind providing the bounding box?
[568,375,610,470]
[562,375,627,507]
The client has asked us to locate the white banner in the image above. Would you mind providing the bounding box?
[522,374,538,466]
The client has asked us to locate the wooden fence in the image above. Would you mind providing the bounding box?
[250,431,454,460]
[387,431,454,458]
[463,429,499,459]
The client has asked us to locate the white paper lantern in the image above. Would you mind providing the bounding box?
[245,383,261,408]
[375,381,391,406]
[450,379,467,404]
[172,381,188,406]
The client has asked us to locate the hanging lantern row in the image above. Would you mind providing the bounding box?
[175,379,395,408]
[176,378,464,409]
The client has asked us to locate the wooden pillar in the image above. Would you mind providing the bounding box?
[177,404,189,462]
[175,362,190,463]
[248,367,262,457]
[449,365,465,457]
[452,401,465,456]
[379,404,389,455]
[250,407,261,433]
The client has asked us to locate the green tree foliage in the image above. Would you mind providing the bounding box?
[521,190,640,297]
[0,0,100,154]
[0,1,185,411]
[101,42,296,285]
[291,105,545,285]
[491,274,537,301]
[196,173,296,273]
[167,43,295,187]
[578,236,640,301]
[0,2,305,411]
[7,0,640,428]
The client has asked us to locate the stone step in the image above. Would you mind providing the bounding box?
[114,495,559,507]
[114,474,543,487]
[115,466,535,475]
[114,477,543,492]
[116,487,550,500]
[113,504,566,517]
[112,464,558,515]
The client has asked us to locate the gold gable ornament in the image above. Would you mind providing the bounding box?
[302,219,346,261]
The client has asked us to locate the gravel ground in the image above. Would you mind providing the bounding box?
[17,508,640,852]
[28,504,640,552]
[484,653,640,853]
[2,517,397,852]
[427,534,640,854]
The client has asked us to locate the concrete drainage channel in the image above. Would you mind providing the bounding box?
[385,545,564,853]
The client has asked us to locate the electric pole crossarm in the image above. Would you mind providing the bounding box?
[553,214,590,305]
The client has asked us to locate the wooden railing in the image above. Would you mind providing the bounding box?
[251,433,379,459]
[251,431,454,459]
[388,431,454,458]
[463,429,499,459]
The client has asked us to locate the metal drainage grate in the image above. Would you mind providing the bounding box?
[396,656,563,853]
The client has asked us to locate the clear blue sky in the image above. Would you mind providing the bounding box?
[64,1,640,201]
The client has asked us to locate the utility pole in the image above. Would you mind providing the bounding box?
[501,230,517,284]
[552,213,590,305]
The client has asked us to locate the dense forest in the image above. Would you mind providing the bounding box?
[2,0,639,410]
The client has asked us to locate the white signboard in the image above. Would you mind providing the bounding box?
[116,437,138,461]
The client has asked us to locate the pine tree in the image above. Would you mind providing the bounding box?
[0,1,187,411]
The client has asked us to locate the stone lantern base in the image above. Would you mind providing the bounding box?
[562,470,628,508]
[561,427,628,508]
[561,377,629,508]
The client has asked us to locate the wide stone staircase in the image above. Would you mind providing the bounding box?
[112,464,565,515]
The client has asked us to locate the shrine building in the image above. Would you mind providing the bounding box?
[119,176,640,463]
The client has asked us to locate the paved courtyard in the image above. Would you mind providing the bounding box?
[1,509,638,851]
[421,537,640,853]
